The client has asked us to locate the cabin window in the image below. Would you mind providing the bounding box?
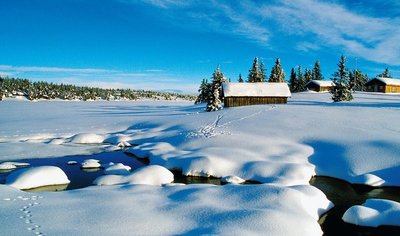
[379,86,383,90]
[368,86,372,90]
[392,87,397,92]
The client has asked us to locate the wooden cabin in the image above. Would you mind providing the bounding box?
[222,82,291,107]
[365,77,400,93]
[305,80,334,92]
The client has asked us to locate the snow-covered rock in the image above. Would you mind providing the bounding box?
[125,142,175,159]
[103,163,131,175]
[6,166,70,189]
[70,133,105,144]
[81,159,101,169]
[342,199,400,227]
[93,165,173,186]
[221,175,246,184]
[67,160,78,165]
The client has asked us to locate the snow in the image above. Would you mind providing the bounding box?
[305,80,334,87]
[342,199,400,227]
[221,175,246,184]
[103,163,132,175]
[374,77,400,86]
[0,93,400,235]
[81,159,101,169]
[5,166,70,190]
[69,133,105,144]
[0,162,17,170]
[93,165,174,186]
[0,183,332,236]
[223,82,291,97]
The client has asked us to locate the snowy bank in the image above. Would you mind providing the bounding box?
[0,183,332,236]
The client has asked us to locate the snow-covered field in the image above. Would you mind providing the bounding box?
[1,92,399,235]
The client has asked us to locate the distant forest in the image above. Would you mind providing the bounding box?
[0,77,196,101]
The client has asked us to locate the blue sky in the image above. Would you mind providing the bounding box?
[1,0,399,93]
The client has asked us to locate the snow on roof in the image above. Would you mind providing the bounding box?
[373,77,400,85]
[306,80,334,87]
[222,82,291,97]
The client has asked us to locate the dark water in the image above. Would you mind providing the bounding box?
[310,176,400,236]
[1,153,400,235]
[0,151,145,191]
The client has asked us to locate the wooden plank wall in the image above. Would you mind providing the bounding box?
[224,97,288,107]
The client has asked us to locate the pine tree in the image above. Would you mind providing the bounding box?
[312,60,324,80]
[195,79,211,104]
[330,55,353,102]
[0,76,4,101]
[304,68,313,85]
[259,60,266,82]
[207,65,226,112]
[247,57,261,82]
[269,58,285,82]
[238,74,244,83]
[297,65,305,91]
[377,68,391,78]
[349,69,368,91]
[289,67,298,92]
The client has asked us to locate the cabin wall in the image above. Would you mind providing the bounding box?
[224,96,288,107]
[366,80,386,93]
[385,85,400,93]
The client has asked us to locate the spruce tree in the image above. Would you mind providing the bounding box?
[297,65,305,91]
[349,69,368,91]
[304,68,313,85]
[312,60,324,80]
[259,60,266,82]
[238,74,244,83]
[377,68,391,78]
[207,65,226,112]
[0,76,4,101]
[330,55,353,102]
[195,79,211,104]
[269,58,285,83]
[289,67,298,92]
[247,57,261,82]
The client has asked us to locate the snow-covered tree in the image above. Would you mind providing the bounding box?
[238,74,244,83]
[330,55,353,102]
[247,57,262,82]
[377,68,391,78]
[0,76,4,101]
[207,65,226,112]
[349,69,368,91]
[268,58,285,83]
[304,68,313,85]
[312,60,324,80]
[195,79,211,104]
[259,60,266,82]
[289,67,298,92]
[297,65,305,92]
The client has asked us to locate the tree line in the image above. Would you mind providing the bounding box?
[0,77,196,101]
[196,56,395,110]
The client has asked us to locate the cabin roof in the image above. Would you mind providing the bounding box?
[368,77,400,86]
[222,82,291,97]
[305,80,334,87]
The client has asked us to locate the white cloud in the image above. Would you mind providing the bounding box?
[0,65,117,73]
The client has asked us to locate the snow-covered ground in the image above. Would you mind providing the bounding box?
[1,92,399,235]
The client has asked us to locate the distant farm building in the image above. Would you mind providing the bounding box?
[305,80,334,92]
[222,82,291,107]
[365,77,400,93]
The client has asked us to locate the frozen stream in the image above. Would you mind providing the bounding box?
[1,151,400,236]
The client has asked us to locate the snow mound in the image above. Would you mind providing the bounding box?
[48,138,66,145]
[353,174,385,187]
[343,199,400,227]
[0,163,17,170]
[125,142,176,159]
[221,175,245,184]
[67,161,78,165]
[70,133,105,144]
[93,165,174,186]
[103,134,132,146]
[6,166,70,190]
[104,163,131,175]
[81,159,101,169]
